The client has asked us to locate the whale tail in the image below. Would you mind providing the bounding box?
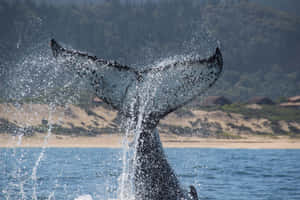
[189,185,199,200]
[50,39,63,58]
[50,38,223,118]
[50,39,221,200]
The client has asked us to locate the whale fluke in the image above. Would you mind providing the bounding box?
[50,38,223,200]
[50,39,222,118]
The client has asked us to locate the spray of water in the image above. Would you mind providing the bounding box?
[117,61,165,200]
[31,103,54,200]
[1,40,92,199]
[118,93,139,200]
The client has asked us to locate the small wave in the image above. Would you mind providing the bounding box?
[74,194,93,200]
[178,173,197,178]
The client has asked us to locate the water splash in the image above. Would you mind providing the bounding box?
[1,40,92,199]
[31,103,54,200]
[118,65,163,200]
[74,194,93,200]
[118,97,138,200]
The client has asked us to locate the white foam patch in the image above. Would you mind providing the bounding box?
[74,194,93,200]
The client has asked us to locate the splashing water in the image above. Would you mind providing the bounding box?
[118,82,143,200]
[117,65,164,200]
[74,195,93,200]
[31,104,54,200]
[1,41,97,199]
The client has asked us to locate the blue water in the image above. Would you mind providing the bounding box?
[1,148,300,200]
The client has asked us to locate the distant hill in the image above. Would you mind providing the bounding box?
[0,0,300,101]
[31,0,300,17]
[1,102,299,138]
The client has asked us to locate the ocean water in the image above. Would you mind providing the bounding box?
[0,148,300,200]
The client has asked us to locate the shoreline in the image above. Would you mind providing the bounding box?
[1,134,300,149]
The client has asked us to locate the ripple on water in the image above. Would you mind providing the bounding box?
[1,148,300,200]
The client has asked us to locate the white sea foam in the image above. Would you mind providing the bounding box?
[74,194,93,200]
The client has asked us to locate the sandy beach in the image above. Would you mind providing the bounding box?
[1,133,300,149]
[1,103,300,150]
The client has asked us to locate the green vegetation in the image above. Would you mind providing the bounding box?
[216,132,243,139]
[0,118,34,136]
[0,0,300,101]
[27,122,118,136]
[219,104,300,122]
[286,132,300,138]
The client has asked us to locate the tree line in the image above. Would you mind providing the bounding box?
[0,0,300,101]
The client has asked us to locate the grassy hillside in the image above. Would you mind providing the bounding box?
[1,102,299,138]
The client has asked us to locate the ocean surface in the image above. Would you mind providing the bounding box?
[0,148,300,200]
